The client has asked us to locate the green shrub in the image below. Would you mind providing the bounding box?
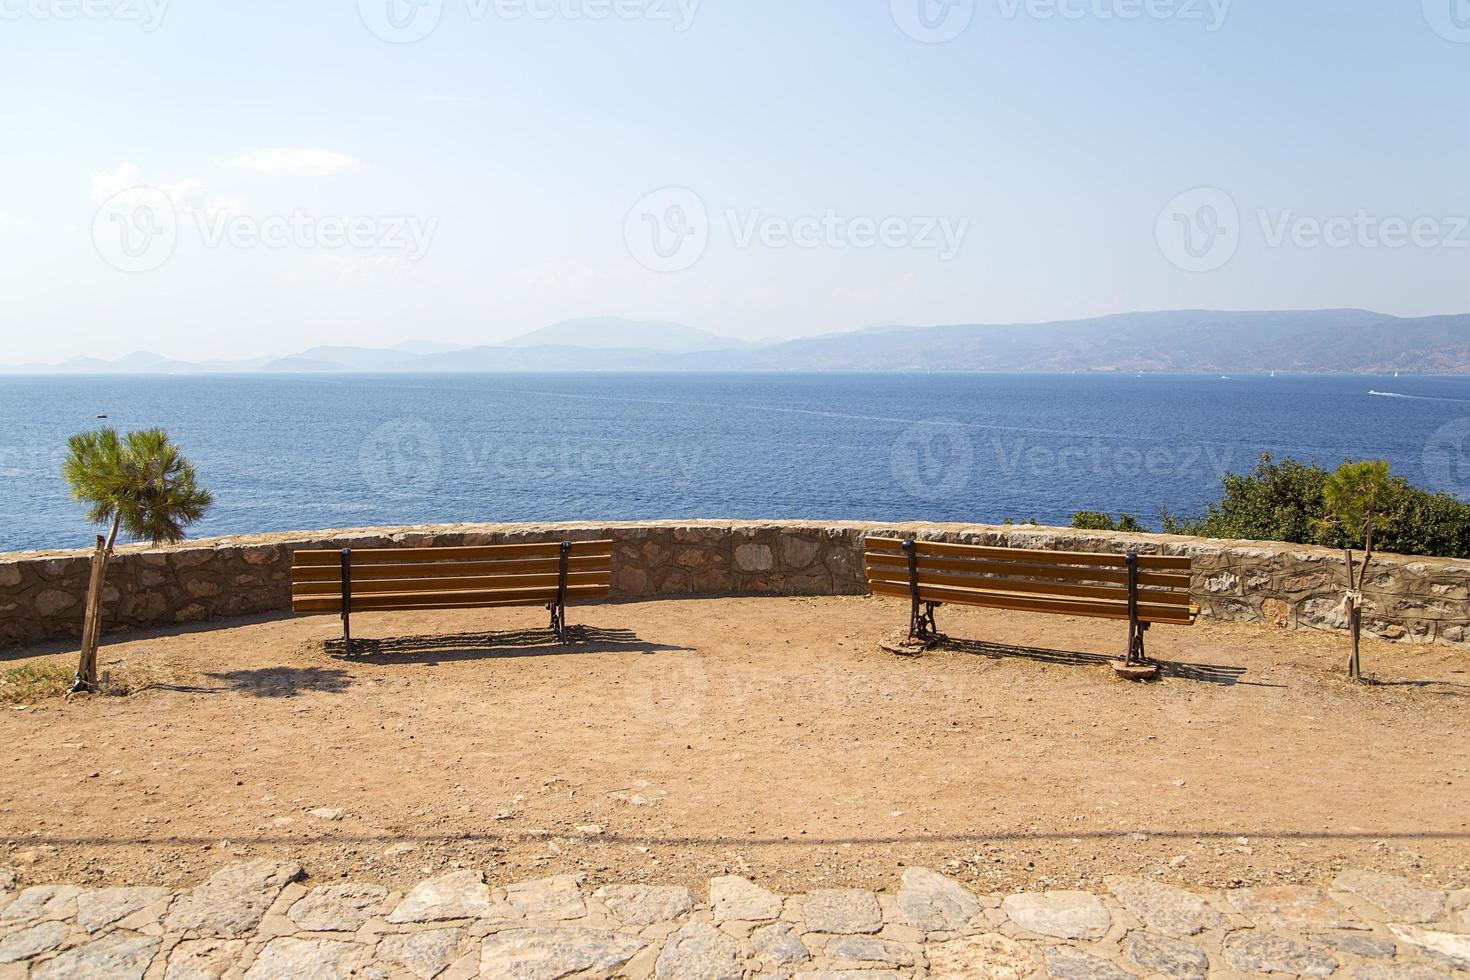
[1071,511,1146,533]
[1161,454,1470,559]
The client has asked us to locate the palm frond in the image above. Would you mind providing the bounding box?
[61,426,213,547]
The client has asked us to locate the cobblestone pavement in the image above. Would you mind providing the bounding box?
[0,862,1466,978]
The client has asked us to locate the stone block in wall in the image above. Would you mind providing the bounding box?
[614,565,652,597]
[778,536,821,571]
[734,543,774,573]
[640,540,670,568]
[33,589,78,618]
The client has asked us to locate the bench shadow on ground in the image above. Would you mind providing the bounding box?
[184,666,355,699]
[323,626,692,665]
[934,637,1256,687]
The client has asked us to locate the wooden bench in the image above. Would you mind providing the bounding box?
[291,539,614,649]
[864,537,1198,667]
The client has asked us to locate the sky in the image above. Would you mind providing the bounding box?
[1,0,1468,362]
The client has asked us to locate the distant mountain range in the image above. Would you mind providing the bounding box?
[6,310,1470,375]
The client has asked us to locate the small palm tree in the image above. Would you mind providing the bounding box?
[63,428,213,693]
[1321,459,1392,681]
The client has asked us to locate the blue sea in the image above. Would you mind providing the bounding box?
[3,373,1469,553]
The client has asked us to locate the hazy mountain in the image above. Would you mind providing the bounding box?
[391,339,462,355]
[4,310,1470,375]
[661,309,1470,374]
[499,317,753,354]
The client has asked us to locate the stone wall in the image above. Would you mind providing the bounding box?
[1,520,1467,649]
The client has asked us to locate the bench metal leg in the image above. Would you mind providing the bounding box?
[547,541,571,643]
[1123,552,1153,668]
[340,548,353,654]
[911,601,939,642]
[903,538,941,643]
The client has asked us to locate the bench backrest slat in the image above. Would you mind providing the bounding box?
[865,536,1192,572]
[289,540,614,615]
[291,540,613,566]
[863,536,1197,626]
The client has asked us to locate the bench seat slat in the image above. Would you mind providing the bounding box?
[865,536,1192,571]
[292,583,611,614]
[292,540,615,566]
[866,570,1194,606]
[864,554,1191,590]
[292,571,612,598]
[869,579,1198,625]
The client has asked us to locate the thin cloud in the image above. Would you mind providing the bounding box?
[224,148,361,177]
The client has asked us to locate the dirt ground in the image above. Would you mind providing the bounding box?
[2,596,1468,897]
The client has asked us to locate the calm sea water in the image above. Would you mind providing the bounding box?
[3,373,1469,553]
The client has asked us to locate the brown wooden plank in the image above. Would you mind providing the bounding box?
[292,555,611,584]
[292,540,615,566]
[869,579,1197,625]
[863,554,1191,590]
[864,536,1192,571]
[292,571,612,598]
[866,571,1193,606]
[292,583,610,614]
